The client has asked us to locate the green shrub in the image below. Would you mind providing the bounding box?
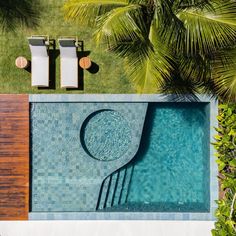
[212,104,236,236]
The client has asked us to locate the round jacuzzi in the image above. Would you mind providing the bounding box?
[81,110,132,161]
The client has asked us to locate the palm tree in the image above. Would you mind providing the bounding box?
[0,0,40,31]
[63,0,236,102]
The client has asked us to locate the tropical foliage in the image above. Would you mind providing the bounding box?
[64,0,236,102]
[212,104,236,236]
[0,0,40,31]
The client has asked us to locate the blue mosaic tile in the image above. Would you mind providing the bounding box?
[31,102,147,212]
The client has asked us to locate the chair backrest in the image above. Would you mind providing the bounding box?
[28,37,48,57]
[59,39,77,58]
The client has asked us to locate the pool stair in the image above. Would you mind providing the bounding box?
[97,176,110,210]
[96,165,134,211]
[120,165,134,205]
[105,172,118,208]
[113,169,126,205]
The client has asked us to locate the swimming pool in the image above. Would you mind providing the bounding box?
[29,94,218,220]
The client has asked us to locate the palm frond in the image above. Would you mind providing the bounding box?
[125,48,167,93]
[159,75,201,102]
[94,4,146,46]
[0,0,40,31]
[208,49,236,102]
[159,53,208,101]
[173,0,211,10]
[179,54,209,82]
[63,0,129,26]
[154,0,186,54]
[114,22,174,93]
[176,0,236,55]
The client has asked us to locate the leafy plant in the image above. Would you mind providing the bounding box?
[212,104,236,236]
[63,0,236,102]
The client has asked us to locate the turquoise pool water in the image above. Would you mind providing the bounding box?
[123,103,210,212]
[31,102,210,212]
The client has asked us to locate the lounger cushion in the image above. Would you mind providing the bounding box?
[31,57,49,87]
[59,39,78,88]
[60,58,78,88]
[28,37,49,87]
[29,44,48,58]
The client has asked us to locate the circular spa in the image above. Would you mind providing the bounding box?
[81,110,132,161]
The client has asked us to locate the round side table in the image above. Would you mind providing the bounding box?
[79,57,92,69]
[15,56,29,69]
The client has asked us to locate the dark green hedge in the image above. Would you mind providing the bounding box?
[212,104,236,236]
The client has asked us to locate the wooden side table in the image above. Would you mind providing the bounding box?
[79,57,92,69]
[15,56,29,69]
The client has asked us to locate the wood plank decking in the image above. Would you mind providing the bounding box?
[0,95,29,220]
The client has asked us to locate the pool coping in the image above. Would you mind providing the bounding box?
[29,94,214,103]
[29,94,218,221]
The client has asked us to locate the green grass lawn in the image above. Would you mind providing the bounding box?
[0,0,135,94]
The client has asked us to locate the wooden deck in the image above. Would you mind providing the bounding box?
[0,95,29,220]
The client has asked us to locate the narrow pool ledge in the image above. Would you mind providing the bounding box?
[29,94,218,221]
[29,94,214,103]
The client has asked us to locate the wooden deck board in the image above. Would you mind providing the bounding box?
[0,95,29,220]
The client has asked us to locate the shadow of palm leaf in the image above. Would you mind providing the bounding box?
[0,0,40,31]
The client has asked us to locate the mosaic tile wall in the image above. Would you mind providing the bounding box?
[31,102,147,212]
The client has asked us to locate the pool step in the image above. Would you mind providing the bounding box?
[119,165,134,205]
[113,169,126,206]
[97,176,111,210]
[105,172,118,208]
[97,165,134,210]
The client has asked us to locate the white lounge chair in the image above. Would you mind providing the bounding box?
[58,38,78,88]
[28,36,49,87]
